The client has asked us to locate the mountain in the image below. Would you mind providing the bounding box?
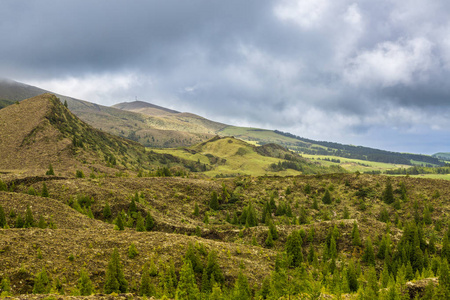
[112,100,180,116]
[0,79,445,169]
[0,80,216,148]
[0,93,204,177]
[0,93,144,175]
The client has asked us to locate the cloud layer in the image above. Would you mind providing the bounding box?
[2,0,450,154]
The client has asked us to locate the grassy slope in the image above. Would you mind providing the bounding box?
[1,172,450,297]
[152,136,338,177]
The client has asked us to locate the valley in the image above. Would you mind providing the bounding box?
[0,91,449,299]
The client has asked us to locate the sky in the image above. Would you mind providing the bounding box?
[2,0,450,154]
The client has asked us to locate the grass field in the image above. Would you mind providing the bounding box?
[302,154,410,172]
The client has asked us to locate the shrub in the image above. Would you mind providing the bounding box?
[75,170,85,178]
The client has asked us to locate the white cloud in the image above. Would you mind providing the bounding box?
[344,37,434,87]
[27,72,152,105]
[274,0,330,29]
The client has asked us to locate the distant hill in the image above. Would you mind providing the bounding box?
[0,93,204,176]
[0,79,445,168]
[153,136,344,177]
[433,152,450,160]
[113,100,180,116]
[0,93,145,175]
[0,80,216,148]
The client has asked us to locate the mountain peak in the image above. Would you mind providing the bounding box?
[112,100,179,116]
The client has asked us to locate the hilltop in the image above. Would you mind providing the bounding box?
[112,100,180,116]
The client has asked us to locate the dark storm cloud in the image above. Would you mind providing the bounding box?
[2,0,450,153]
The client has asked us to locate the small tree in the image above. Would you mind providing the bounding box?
[209,191,219,210]
[103,203,112,220]
[193,203,199,216]
[322,189,332,204]
[104,248,128,294]
[78,269,93,296]
[46,164,55,176]
[136,212,145,232]
[41,182,49,198]
[115,214,124,231]
[0,205,6,228]
[285,230,303,267]
[232,270,251,300]
[265,230,274,248]
[140,263,155,297]
[145,212,155,231]
[76,170,85,178]
[128,243,139,259]
[362,237,375,266]
[33,267,50,294]
[175,259,200,300]
[1,276,11,295]
[382,179,394,204]
[351,222,361,246]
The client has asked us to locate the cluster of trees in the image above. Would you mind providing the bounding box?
[0,204,54,229]
[274,130,445,166]
[112,193,155,232]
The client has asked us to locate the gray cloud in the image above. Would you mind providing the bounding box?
[2,0,450,154]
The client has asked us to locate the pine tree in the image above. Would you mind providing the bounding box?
[140,263,155,297]
[115,214,124,230]
[46,163,55,176]
[352,221,361,246]
[382,179,394,204]
[128,243,139,258]
[128,196,137,217]
[41,182,49,198]
[268,219,278,240]
[33,267,50,294]
[136,212,145,232]
[322,189,332,204]
[362,237,375,266]
[442,235,450,262]
[15,214,24,228]
[439,259,450,298]
[232,270,251,300]
[103,203,111,220]
[1,276,11,295]
[38,215,47,228]
[78,268,93,296]
[175,259,200,300]
[210,282,224,300]
[347,261,358,292]
[265,230,274,247]
[0,205,6,228]
[145,212,155,231]
[206,250,224,284]
[104,248,128,294]
[210,191,219,210]
[193,203,199,216]
[285,230,303,267]
[185,243,203,274]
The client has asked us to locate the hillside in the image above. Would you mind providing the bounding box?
[0,79,446,172]
[0,93,449,299]
[0,93,210,177]
[1,167,450,299]
[112,100,180,116]
[152,136,345,177]
[433,152,450,161]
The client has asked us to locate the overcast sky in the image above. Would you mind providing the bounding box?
[2,0,450,154]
